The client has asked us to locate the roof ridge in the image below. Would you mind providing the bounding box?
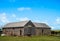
[6,20,30,24]
[33,22,46,24]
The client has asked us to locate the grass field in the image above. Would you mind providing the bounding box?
[0,36,60,41]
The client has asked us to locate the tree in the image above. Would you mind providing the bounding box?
[0,29,1,31]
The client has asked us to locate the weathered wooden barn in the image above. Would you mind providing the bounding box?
[3,20,51,36]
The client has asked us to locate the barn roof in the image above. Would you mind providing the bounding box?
[33,23,50,28]
[3,20,51,28]
[4,20,29,27]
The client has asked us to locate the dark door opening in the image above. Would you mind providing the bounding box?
[42,29,44,35]
[20,30,22,36]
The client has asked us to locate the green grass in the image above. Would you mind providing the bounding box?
[0,36,60,41]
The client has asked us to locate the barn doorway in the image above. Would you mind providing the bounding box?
[27,27,32,36]
[42,29,44,35]
[20,30,22,36]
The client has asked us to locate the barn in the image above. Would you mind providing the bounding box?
[2,20,51,36]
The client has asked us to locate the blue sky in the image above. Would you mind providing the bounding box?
[0,0,60,30]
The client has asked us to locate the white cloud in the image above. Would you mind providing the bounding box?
[16,17,29,21]
[40,21,49,25]
[0,13,10,23]
[34,20,40,22]
[56,18,60,24]
[12,14,16,18]
[0,13,30,24]
[17,7,31,11]
[50,26,54,29]
[33,19,49,25]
